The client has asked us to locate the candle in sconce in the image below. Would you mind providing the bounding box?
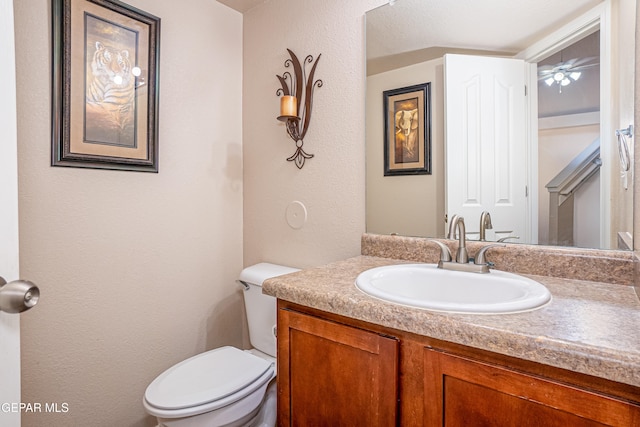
[280,95,297,117]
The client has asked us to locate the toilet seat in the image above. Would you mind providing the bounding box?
[144,346,275,418]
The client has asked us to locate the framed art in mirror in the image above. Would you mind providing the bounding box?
[383,82,431,176]
[52,0,160,172]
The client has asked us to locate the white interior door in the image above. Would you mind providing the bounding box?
[444,54,530,243]
[0,0,22,425]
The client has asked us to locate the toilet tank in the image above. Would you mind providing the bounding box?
[239,263,299,357]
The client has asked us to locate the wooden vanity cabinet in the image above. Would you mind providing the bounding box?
[277,305,399,426]
[277,301,640,426]
[424,348,640,426]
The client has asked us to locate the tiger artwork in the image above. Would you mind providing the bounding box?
[85,41,136,146]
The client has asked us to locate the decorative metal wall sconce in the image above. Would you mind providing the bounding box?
[276,49,323,169]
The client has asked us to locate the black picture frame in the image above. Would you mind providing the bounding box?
[52,0,161,172]
[382,82,431,176]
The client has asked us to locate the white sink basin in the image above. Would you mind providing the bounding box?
[355,264,551,314]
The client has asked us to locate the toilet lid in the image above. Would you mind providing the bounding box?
[144,346,273,410]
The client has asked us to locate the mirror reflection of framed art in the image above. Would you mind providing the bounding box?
[382,82,431,176]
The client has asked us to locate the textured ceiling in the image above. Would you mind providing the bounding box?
[367,0,602,60]
[216,0,266,13]
[216,0,602,55]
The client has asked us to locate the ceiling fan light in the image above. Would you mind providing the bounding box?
[545,77,555,86]
[570,71,581,81]
[561,78,571,86]
[553,72,565,82]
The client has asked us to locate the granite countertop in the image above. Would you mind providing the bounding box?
[263,255,640,388]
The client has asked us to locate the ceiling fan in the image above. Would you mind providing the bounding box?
[538,56,599,93]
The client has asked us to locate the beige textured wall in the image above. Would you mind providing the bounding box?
[538,125,600,245]
[242,0,387,269]
[15,0,243,426]
[366,59,445,238]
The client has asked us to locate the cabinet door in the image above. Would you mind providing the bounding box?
[424,348,640,426]
[278,308,399,426]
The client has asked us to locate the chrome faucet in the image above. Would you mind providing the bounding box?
[479,211,493,242]
[447,214,460,240]
[432,214,504,274]
[446,214,468,263]
[474,244,505,266]
[453,216,469,264]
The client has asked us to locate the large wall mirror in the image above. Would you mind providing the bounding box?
[365,0,636,250]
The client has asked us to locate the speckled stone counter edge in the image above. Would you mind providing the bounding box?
[263,256,640,388]
[361,233,635,287]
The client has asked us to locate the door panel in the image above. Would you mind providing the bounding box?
[0,0,22,425]
[445,54,529,242]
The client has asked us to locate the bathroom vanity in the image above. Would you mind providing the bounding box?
[263,235,640,425]
[277,301,639,425]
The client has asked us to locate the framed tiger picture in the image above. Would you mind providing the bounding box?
[52,0,160,172]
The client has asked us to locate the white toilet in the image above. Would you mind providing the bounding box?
[143,263,298,427]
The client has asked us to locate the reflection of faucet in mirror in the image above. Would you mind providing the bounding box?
[479,211,493,242]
